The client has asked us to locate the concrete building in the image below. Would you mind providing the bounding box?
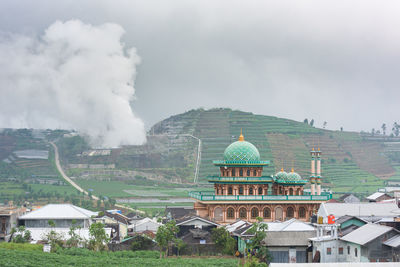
[0,205,26,241]
[234,218,316,263]
[128,218,161,234]
[191,131,331,224]
[318,202,400,223]
[311,223,400,263]
[18,204,99,242]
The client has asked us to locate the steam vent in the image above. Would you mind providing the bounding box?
[190,130,331,224]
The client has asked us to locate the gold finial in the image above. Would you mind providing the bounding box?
[281,167,284,172]
[291,167,294,173]
[238,128,244,141]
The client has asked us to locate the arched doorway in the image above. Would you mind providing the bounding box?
[275,207,283,221]
[214,207,223,221]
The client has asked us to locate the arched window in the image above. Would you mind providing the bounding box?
[347,246,350,255]
[216,188,219,195]
[297,188,301,195]
[286,207,294,219]
[249,187,253,195]
[247,170,250,176]
[263,208,271,219]
[299,207,306,218]
[251,208,259,219]
[214,207,223,221]
[289,188,294,195]
[355,248,358,257]
[239,169,243,177]
[239,208,247,219]
[279,187,283,194]
[232,168,235,177]
[227,208,235,219]
[258,187,263,195]
[228,187,233,195]
[239,187,244,195]
[253,170,257,176]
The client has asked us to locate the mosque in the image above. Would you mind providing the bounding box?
[190,131,331,224]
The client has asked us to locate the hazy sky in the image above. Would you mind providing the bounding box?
[1,0,400,136]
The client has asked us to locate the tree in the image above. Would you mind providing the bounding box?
[310,119,314,127]
[393,122,400,137]
[323,121,327,129]
[11,226,31,243]
[66,219,83,248]
[303,118,308,124]
[88,222,109,251]
[211,227,236,255]
[247,217,271,264]
[42,220,64,252]
[382,123,387,136]
[155,220,179,258]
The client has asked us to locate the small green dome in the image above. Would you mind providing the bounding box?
[223,140,260,162]
[275,169,288,180]
[287,170,302,181]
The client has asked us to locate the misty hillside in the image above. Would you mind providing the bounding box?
[2,108,400,200]
[150,108,400,195]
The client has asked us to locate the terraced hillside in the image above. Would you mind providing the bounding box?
[2,108,399,202]
[151,108,398,197]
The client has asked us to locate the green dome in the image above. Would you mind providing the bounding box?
[287,171,302,181]
[275,170,288,180]
[223,140,260,162]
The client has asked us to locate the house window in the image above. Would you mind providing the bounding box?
[347,246,350,255]
[263,208,271,219]
[251,208,259,219]
[286,207,294,219]
[289,188,294,195]
[239,169,243,177]
[355,248,358,257]
[247,170,250,176]
[253,170,257,176]
[327,248,331,255]
[258,187,263,195]
[228,187,233,195]
[249,187,253,195]
[232,169,235,176]
[338,247,343,255]
[227,208,235,219]
[299,207,306,218]
[239,208,247,219]
[239,187,244,195]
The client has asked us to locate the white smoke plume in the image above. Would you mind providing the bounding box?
[0,20,146,148]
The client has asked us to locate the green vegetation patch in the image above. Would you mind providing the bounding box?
[0,248,239,267]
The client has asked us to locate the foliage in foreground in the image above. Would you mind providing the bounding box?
[0,247,239,267]
[211,227,236,255]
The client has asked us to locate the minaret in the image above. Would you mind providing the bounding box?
[316,147,322,195]
[310,148,316,195]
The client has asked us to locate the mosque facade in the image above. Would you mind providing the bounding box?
[190,131,331,224]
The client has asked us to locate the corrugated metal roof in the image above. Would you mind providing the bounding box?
[318,202,400,218]
[340,223,393,245]
[383,234,400,248]
[366,192,386,200]
[19,204,97,220]
[264,218,315,232]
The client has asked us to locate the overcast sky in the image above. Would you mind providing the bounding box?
[1,0,400,135]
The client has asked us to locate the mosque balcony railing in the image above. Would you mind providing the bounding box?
[189,191,331,201]
[207,176,274,182]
